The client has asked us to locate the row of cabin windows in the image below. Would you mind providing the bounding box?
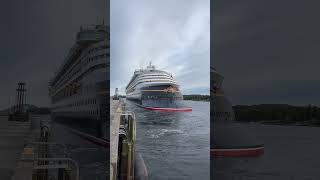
[52,84,95,103]
[54,44,107,88]
[52,86,80,103]
[81,45,107,64]
[71,97,97,107]
[52,63,106,103]
[54,61,81,89]
[53,107,100,116]
[127,76,174,90]
[83,53,108,66]
[51,42,107,85]
[86,45,108,55]
[52,97,98,109]
[128,79,176,90]
[142,96,182,100]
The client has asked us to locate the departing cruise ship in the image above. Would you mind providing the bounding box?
[126,62,191,111]
[49,23,109,138]
[211,66,234,121]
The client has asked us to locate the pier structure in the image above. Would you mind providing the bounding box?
[113,88,119,100]
[110,98,148,180]
[9,82,28,122]
[0,113,79,180]
[15,82,27,114]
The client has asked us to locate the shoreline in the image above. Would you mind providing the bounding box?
[235,120,320,127]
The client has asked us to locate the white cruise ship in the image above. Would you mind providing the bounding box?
[126,62,191,111]
[49,23,109,138]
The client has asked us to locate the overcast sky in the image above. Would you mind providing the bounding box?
[0,0,107,110]
[111,0,210,95]
[214,0,320,106]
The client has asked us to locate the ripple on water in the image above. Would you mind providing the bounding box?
[148,128,185,139]
[126,100,210,180]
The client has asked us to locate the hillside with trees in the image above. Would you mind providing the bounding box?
[183,95,210,101]
[233,104,320,126]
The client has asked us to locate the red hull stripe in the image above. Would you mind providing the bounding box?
[211,146,264,157]
[143,106,192,112]
[134,103,192,112]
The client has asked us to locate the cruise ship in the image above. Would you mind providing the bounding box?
[211,67,264,157]
[211,66,234,121]
[126,63,191,111]
[49,23,109,138]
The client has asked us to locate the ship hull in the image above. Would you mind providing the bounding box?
[49,24,109,141]
[127,84,191,110]
[51,80,108,139]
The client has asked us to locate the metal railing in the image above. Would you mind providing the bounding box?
[20,117,80,180]
[115,111,136,180]
[34,157,79,180]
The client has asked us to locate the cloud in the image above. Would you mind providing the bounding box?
[214,0,320,105]
[0,0,107,110]
[111,0,210,95]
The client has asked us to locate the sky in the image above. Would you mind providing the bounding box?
[0,0,108,110]
[110,0,210,95]
[214,0,320,106]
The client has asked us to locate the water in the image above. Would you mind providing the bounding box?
[125,100,210,180]
[212,123,320,180]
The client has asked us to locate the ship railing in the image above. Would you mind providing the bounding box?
[34,157,79,180]
[29,141,68,157]
[120,111,136,120]
[21,142,79,180]
[117,111,136,180]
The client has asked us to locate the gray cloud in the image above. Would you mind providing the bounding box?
[0,0,107,110]
[214,0,320,105]
[111,0,210,95]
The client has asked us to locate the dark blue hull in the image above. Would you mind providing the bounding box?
[140,85,189,108]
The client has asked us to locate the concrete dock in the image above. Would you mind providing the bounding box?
[110,98,148,180]
[110,99,122,179]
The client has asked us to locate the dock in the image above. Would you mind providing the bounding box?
[110,99,122,179]
[0,116,32,179]
[110,98,148,180]
[0,114,80,180]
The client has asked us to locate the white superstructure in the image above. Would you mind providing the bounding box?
[125,62,187,109]
[49,24,109,125]
[126,62,178,100]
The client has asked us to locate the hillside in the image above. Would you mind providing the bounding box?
[0,104,50,115]
[233,104,320,125]
[183,94,210,101]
